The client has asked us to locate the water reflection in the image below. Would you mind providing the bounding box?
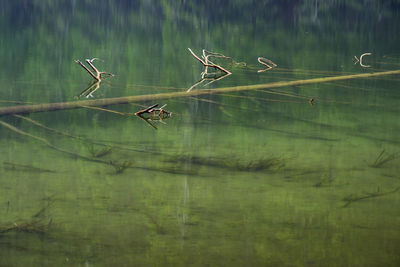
[76,80,101,98]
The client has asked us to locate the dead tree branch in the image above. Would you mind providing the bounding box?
[353,53,372,68]
[188,48,232,75]
[257,57,277,72]
[342,186,400,207]
[1,69,400,116]
[75,58,114,82]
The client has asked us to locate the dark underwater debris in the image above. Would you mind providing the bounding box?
[368,149,399,168]
[3,161,56,173]
[313,174,335,187]
[110,160,133,174]
[144,213,166,235]
[165,155,286,172]
[87,145,112,158]
[342,186,400,207]
[0,203,54,235]
[0,219,52,235]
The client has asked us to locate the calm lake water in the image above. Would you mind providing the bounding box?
[1,1,400,266]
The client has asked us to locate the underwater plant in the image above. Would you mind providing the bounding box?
[368,149,398,168]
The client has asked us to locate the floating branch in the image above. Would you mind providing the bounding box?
[135,104,159,116]
[75,58,114,82]
[353,53,372,68]
[135,103,172,118]
[0,69,400,116]
[257,57,277,72]
[135,104,172,129]
[187,48,238,91]
[342,186,400,207]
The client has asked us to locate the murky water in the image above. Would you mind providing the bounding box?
[1,1,400,266]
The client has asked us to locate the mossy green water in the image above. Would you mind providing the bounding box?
[1,1,400,266]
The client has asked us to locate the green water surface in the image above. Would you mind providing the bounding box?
[0,1,400,266]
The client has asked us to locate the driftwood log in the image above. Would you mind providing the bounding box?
[0,69,399,116]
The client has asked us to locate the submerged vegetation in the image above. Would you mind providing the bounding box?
[110,160,134,174]
[3,161,56,173]
[342,186,400,207]
[87,144,113,158]
[165,154,286,172]
[0,201,54,235]
[368,149,399,168]
[0,219,53,235]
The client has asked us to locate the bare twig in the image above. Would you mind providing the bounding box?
[353,53,372,68]
[135,104,171,118]
[188,48,232,75]
[359,53,372,68]
[135,104,172,129]
[75,58,114,81]
[257,57,277,72]
[135,104,159,116]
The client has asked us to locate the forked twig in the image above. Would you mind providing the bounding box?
[188,48,232,75]
[75,58,114,81]
[257,57,277,72]
[135,104,172,129]
[353,53,372,68]
[187,48,233,91]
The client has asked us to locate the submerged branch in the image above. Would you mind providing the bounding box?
[342,186,400,207]
[368,149,399,168]
[0,120,113,166]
